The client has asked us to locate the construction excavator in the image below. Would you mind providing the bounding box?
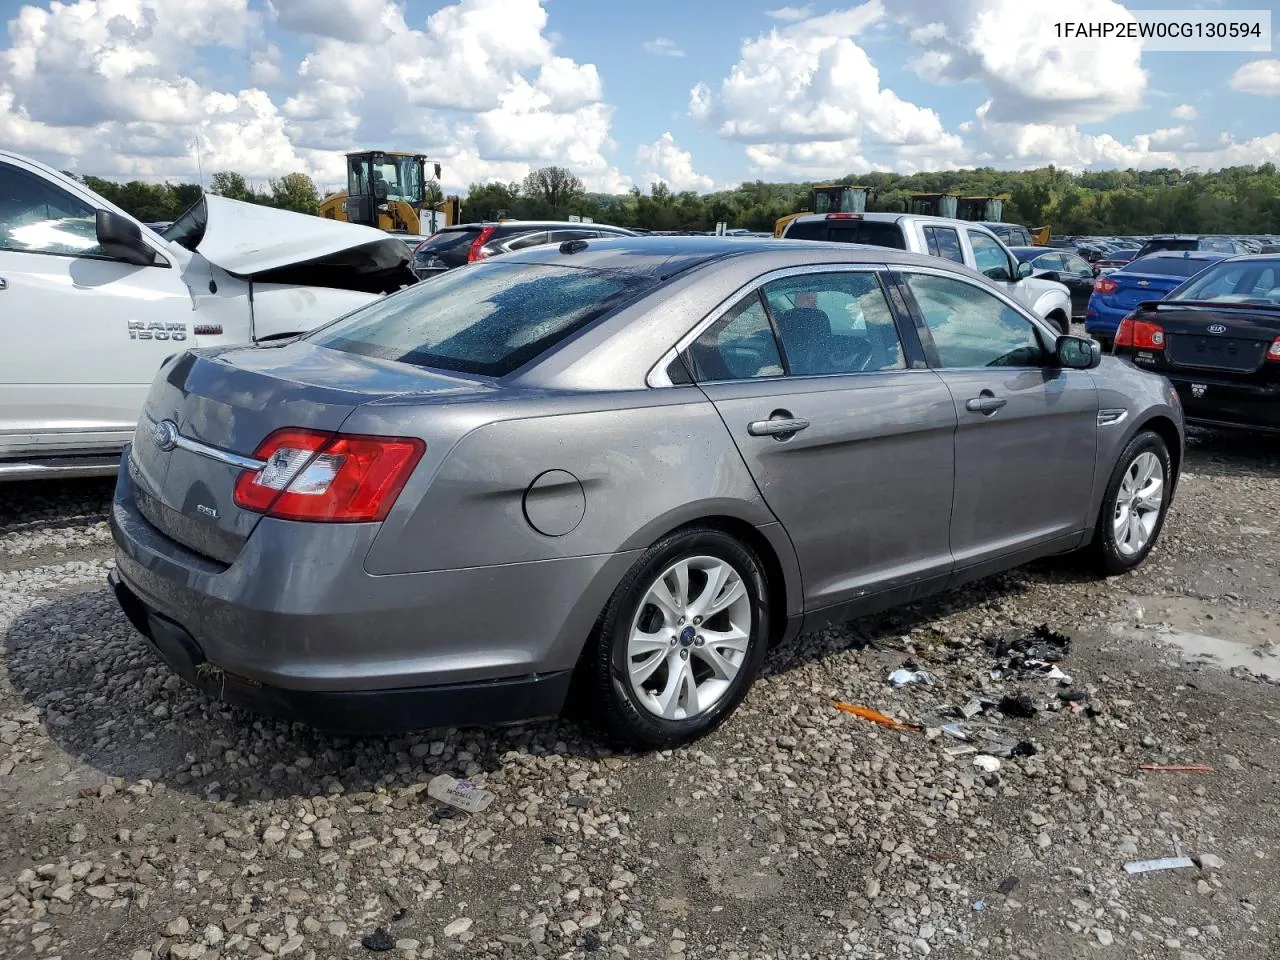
[905,192,1050,245]
[318,150,460,237]
[774,183,873,237]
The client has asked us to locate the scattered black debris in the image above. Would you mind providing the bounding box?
[582,930,603,952]
[1010,741,1038,758]
[361,927,395,952]
[997,876,1020,896]
[567,795,590,809]
[1057,690,1089,703]
[390,907,407,923]
[429,805,457,822]
[541,834,558,845]
[998,693,1038,718]
[986,624,1072,676]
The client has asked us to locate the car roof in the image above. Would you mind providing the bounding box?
[1008,245,1054,257]
[445,220,634,231]
[497,233,992,280]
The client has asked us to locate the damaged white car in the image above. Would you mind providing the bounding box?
[0,150,417,480]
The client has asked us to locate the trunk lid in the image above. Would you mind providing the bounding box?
[1107,272,1187,311]
[130,342,490,564]
[1149,302,1280,374]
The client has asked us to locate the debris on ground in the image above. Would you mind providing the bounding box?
[1139,763,1214,773]
[973,755,1001,772]
[1124,856,1197,875]
[888,668,934,687]
[985,623,1072,678]
[361,927,395,951]
[997,693,1037,718]
[426,774,496,813]
[997,876,1020,896]
[832,700,921,731]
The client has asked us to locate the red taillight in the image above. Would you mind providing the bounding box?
[233,428,425,523]
[1093,277,1118,294]
[467,226,497,262]
[825,213,862,220]
[1268,336,1280,361]
[1114,314,1165,350]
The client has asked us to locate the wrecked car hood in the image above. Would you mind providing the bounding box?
[163,194,411,278]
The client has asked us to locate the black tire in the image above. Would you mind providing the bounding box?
[583,527,771,749]
[1048,312,1069,336]
[1089,430,1172,575]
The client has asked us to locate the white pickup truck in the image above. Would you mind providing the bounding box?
[782,212,1074,333]
[0,150,417,480]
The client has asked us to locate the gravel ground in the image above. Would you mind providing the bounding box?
[1,430,1278,960]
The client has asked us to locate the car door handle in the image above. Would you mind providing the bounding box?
[965,394,1007,414]
[0,276,7,290]
[747,416,810,437]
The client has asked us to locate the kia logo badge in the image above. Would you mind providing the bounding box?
[1206,324,1227,334]
[152,419,179,452]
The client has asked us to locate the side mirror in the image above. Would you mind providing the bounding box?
[1037,269,1061,283]
[1056,334,1101,370]
[1016,260,1033,279]
[96,210,156,266]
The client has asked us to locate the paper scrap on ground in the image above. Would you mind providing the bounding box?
[427,774,496,813]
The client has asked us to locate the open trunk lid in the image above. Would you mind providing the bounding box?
[129,341,490,564]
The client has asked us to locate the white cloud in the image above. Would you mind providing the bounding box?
[1171,103,1197,120]
[690,0,966,177]
[966,100,1280,171]
[766,5,813,20]
[637,132,714,191]
[1230,59,1280,96]
[266,0,398,43]
[643,37,684,57]
[0,0,632,193]
[892,0,1147,124]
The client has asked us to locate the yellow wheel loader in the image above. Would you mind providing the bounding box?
[318,151,460,237]
[774,183,872,237]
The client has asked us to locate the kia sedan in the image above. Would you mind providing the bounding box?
[109,237,1183,748]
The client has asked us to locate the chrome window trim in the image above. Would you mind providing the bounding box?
[645,262,891,388]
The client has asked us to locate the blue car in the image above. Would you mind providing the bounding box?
[1085,251,1228,346]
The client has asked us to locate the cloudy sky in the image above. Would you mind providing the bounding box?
[1,0,1279,195]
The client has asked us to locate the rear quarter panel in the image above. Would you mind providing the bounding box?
[351,388,783,576]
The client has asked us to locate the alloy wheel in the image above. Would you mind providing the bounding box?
[1112,450,1164,557]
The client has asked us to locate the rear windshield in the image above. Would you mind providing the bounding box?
[785,220,907,249]
[1167,259,1280,305]
[1121,257,1217,278]
[415,227,480,254]
[308,262,651,377]
[1140,238,1197,255]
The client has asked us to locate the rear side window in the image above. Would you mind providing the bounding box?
[785,219,907,249]
[923,226,964,263]
[416,228,479,254]
[310,262,651,377]
[688,293,784,381]
[1122,257,1216,278]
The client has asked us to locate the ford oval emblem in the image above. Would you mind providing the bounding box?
[1206,323,1227,334]
[152,419,179,452]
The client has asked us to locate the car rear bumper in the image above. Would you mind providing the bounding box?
[1167,374,1280,433]
[108,454,638,731]
[108,569,571,733]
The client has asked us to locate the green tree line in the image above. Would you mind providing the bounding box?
[70,163,1280,235]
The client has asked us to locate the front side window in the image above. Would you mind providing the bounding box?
[923,226,964,264]
[1062,254,1093,276]
[760,272,906,376]
[310,261,651,377]
[688,292,784,381]
[0,163,104,257]
[1032,252,1065,273]
[903,272,1047,369]
[967,230,1013,281]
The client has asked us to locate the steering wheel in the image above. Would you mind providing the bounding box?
[828,337,874,373]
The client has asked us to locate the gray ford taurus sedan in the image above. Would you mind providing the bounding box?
[109,236,1183,747]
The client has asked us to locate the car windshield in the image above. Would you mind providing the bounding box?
[308,261,652,377]
[1121,257,1217,279]
[1166,260,1280,305]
